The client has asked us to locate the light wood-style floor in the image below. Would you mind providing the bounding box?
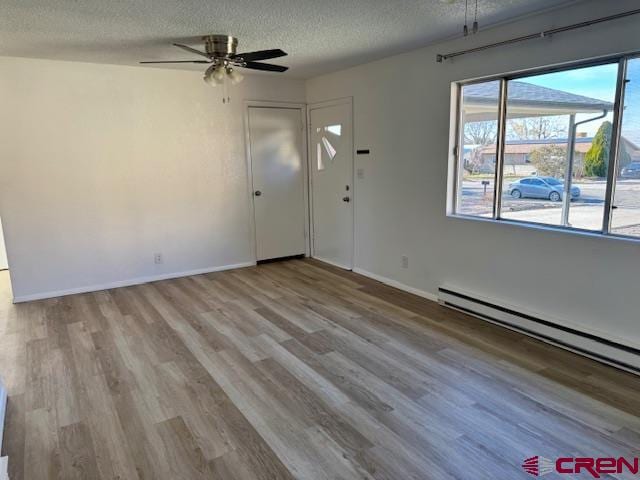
[1,259,639,479]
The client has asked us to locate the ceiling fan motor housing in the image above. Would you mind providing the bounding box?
[203,35,238,58]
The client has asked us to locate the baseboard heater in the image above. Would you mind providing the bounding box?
[438,287,640,375]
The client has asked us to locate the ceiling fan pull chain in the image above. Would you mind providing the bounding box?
[223,74,230,104]
[472,0,479,34]
[463,0,468,36]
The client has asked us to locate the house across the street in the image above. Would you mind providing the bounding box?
[472,135,640,176]
[480,135,593,175]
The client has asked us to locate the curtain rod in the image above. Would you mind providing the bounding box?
[436,8,640,63]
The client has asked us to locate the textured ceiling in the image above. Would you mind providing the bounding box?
[1,0,579,78]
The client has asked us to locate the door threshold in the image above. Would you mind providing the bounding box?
[310,256,352,271]
[257,254,305,265]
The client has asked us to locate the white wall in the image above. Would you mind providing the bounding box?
[306,0,640,347]
[0,57,305,300]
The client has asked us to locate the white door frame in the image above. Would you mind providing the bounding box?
[243,100,311,262]
[306,97,355,270]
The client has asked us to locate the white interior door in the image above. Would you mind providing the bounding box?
[248,107,306,261]
[310,101,353,269]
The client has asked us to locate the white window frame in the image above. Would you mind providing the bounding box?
[448,52,640,242]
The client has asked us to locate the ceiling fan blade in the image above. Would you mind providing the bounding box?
[140,60,211,64]
[173,43,211,59]
[242,61,289,72]
[235,49,287,62]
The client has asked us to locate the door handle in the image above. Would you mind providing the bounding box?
[342,196,350,202]
[254,190,262,197]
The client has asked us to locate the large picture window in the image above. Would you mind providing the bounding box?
[451,54,640,240]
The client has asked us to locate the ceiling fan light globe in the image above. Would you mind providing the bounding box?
[203,73,220,87]
[228,69,244,85]
[203,64,219,87]
[213,65,225,82]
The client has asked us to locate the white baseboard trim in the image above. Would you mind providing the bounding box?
[0,456,7,480]
[0,379,6,458]
[352,267,438,302]
[13,261,256,303]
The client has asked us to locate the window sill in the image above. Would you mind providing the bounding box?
[447,213,640,245]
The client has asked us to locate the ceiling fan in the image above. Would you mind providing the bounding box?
[140,35,289,87]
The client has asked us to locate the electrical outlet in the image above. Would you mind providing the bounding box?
[401,255,409,269]
[154,253,163,265]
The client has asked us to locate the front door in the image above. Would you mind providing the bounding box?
[309,100,353,269]
[248,107,306,261]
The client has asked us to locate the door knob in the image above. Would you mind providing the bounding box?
[342,196,350,202]
[254,190,262,196]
